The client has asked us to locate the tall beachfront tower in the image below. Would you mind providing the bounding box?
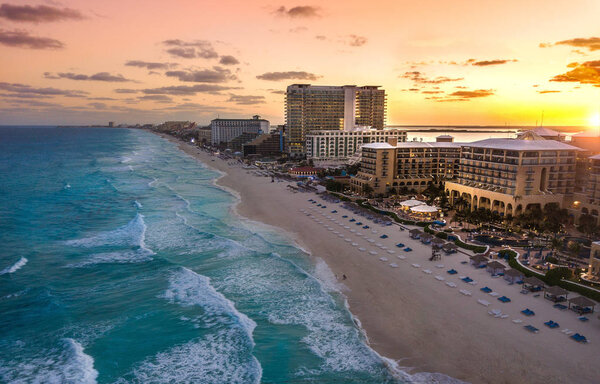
[285,84,386,156]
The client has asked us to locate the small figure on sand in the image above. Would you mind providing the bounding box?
[342,274,347,280]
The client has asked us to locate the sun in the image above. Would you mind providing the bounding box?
[590,112,600,127]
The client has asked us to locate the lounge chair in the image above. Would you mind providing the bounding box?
[380,234,388,239]
[404,247,412,252]
[342,215,348,218]
[461,277,473,283]
[498,296,511,303]
[553,303,567,310]
[396,243,405,248]
[480,287,492,293]
[331,210,337,213]
[544,320,559,329]
[578,316,589,322]
[524,325,539,333]
[447,269,458,275]
[356,222,362,225]
[349,218,356,222]
[570,333,588,343]
[521,309,535,316]
[363,225,370,229]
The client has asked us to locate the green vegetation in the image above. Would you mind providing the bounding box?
[324,180,345,193]
[454,239,487,254]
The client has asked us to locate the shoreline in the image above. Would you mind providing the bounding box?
[150,130,599,384]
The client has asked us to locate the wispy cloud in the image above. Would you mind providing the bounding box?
[0,29,63,49]
[125,60,177,70]
[218,55,240,65]
[347,34,367,47]
[0,81,87,97]
[44,72,134,82]
[275,5,320,18]
[162,39,218,59]
[227,94,265,105]
[470,59,517,66]
[256,71,321,81]
[0,4,84,23]
[139,84,240,96]
[541,37,600,52]
[550,60,600,87]
[399,71,463,84]
[165,67,237,83]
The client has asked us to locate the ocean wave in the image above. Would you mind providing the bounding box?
[0,338,98,384]
[66,249,153,268]
[144,267,262,383]
[133,200,143,209]
[120,331,262,384]
[0,257,28,275]
[65,213,155,256]
[162,267,256,338]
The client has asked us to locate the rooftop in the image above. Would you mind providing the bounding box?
[465,138,580,151]
[363,141,463,149]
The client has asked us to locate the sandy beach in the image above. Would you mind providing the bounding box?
[158,132,600,384]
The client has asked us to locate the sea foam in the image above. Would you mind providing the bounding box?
[124,267,263,384]
[0,338,98,384]
[0,257,28,275]
[65,213,154,254]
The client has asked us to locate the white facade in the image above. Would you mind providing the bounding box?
[306,127,407,160]
[211,116,269,145]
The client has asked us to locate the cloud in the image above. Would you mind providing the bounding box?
[315,35,326,40]
[165,67,237,83]
[162,39,218,59]
[449,89,494,98]
[400,71,463,84]
[347,34,367,47]
[0,29,63,49]
[140,84,239,96]
[228,94,265,105]
[289,26,308,33]
[137,94,173,102]
[543,37,600,52]
[125,60,177,70]
[256,71,321,81]
[537,90,561,94]
[275,5,320,18]
[218,55,239,65]
[0,81,87,97]
[270,89,285,95]
[0,4,84,23]
[421,90,444,94]
[471,59,517,66]
[44,72,134,82]
[550,60,600,87]
[88,102,108,110]
[114,88,138,94]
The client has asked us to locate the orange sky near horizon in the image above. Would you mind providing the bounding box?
[1,0,599,127]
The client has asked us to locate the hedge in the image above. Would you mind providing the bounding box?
[435,232,448,240]
[506,251,600,302]
[454,239,487,254]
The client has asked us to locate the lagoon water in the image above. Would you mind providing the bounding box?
[0,127,405,383]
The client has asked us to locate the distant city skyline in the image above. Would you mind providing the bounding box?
[1,0,599,127]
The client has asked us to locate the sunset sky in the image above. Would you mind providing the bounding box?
[1,0,599,127]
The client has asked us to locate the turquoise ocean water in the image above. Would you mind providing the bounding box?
[0,127,411,383]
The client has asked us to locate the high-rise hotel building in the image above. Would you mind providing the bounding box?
[285,84,386,155]
[445,138,579,216]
